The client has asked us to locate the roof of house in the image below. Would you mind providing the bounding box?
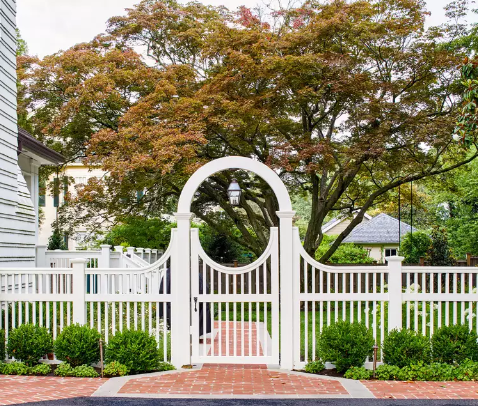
[342,213,416,244]
[321,212,372,233]
[17,127,64,165]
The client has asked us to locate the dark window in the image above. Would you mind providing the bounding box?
[385,248,397,257]
[53,178,59,207]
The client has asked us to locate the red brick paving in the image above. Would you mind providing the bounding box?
[363,380,478,399]
[0,375,108,405]
[119,364,347,396]
[207,321,264,357]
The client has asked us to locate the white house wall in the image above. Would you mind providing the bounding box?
[0,0,36,267]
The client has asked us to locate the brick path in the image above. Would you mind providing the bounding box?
[363,380,478,399]
[207,321,264,356]
[0,375,108,405]
[119,364,348,396]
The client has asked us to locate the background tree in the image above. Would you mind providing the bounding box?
[400,231,432,264]
[19,0,478,261]
[427,226,455,265]
[315,235,374,264]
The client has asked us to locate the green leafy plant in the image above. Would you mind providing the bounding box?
[7,324,53,366]
[397,362,431,381]
[54,324,101,367]
[400,231,431,264]
[344,366,373,380]
[30,363,52,376]
[316,235,374,264]
[319,321,374,373]
[105,329,160,373]
[454,359,478,381]
[304,360,325,374]
[1,361,29,375]
[72,365,99,378]
[382,329,431,368]
[0,329,5,361]
[375,364,402,380]
[432,324,478,364]
[157,361,175,371]
[54,362,75,377]
[103,361,129,377]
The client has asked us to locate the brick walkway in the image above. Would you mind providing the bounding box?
[118,364,348,396]
[363,380,478,399]
[206,321,264,357]
[0,375,108,405]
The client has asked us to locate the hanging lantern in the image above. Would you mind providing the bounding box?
[227,179,241,206]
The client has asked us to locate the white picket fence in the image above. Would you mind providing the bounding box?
[2,225,478,369]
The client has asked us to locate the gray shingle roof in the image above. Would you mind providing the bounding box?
[342,213,416,244]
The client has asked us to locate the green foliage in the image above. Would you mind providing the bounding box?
[72,365,99,378]
[103,361,129,377]
[431,324,478,364]
[47,229,67,251]
[157,362,175,371]
[375,364,402,380]
[400,231,431,264]
[30,364,52,376]
[198,223,248,263]
[304,360,325,374]
[315,235,374,264]
[7,324,53,366]
[343,366,373,380]
[105,329,160,373]
[319,321,374,373]
[454,359,478,381]
[0,361,29,375]
[103,217,175,250]
[426,226,455,266]
[54,362,75,377]
[54,324,101,367]
[0,329,5,361]
[382,329,431,368]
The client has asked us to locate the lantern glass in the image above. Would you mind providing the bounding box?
[227,179,242,206]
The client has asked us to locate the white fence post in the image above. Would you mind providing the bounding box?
[152,249,158,262]
[145,248,151,264]
[136,248,144,260]
[35,245,47,268]
[99,245,111,268]
[277,210,296,370]
[71,258,87,325]
[387,256,404,332]
[126,247,135,258]
[172,212,193,368]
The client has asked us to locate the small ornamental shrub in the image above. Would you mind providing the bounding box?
[454,359,478,381]
[375,364,401,380]
[344,367,373,380]
[105,329,160,373]
[54,324,101,367]
[397,362,431,381]
[318,321,374,373]
[431,324,478,364]
[7,324,53,366]
[72,365,99,378]
[304,360,325,374]
[0,329,5,360]
[157,361,175,371]
[382,329,431,368]
[103,361,129,377]
[54,362,75,377]
[1,361,29,375]
[30,364,51,376]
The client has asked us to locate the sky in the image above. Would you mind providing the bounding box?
[17,0,477,58]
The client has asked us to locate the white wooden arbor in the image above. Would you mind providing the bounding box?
[172,156,295,369]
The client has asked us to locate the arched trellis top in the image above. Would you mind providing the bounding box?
[177,156,293,213]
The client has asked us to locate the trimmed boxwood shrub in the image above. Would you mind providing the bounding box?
[105,329,160,373]
[7,324,53,366]
[318,320,374,373]
[382,329,431,368]
[54,324,101,367]
[431,324,478,364]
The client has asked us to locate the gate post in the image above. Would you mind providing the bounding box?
[387,256,404,332]
[277,211,295,370]
[172,212,193,368]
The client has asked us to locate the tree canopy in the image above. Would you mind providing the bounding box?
[19,0,478,260]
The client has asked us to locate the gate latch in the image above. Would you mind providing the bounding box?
[194,297,198,312]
